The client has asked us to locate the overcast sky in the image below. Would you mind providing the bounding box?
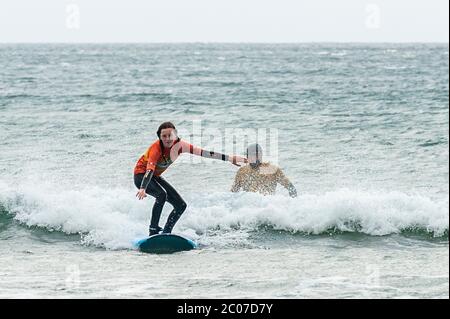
[0,0,448,43]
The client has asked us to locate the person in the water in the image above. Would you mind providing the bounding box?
[134,122,247,236]
[231,143,297,198]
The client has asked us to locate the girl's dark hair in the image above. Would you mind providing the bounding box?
[157,122,176,138]
[157,122,180,150]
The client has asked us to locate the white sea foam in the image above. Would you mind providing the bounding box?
[0,180,447,250]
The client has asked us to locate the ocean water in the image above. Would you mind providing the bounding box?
[0,43,448,299]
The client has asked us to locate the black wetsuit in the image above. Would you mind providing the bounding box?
[134,173,187,235]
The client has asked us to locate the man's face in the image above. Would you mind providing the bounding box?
[160,128,177,148]
[248,151,263,168]
[248,154,260,165]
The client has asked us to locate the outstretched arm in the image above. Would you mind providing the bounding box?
[182,142,247,166]
[276,168,297,198]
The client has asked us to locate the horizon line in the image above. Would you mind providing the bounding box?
[0,41,449,45]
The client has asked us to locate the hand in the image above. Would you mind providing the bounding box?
[288,187,297,198]
[229,155,248,167]
[136,189,147,200]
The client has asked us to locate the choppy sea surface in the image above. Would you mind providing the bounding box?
[0,43,448,298]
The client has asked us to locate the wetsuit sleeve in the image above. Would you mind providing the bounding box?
[231,169,244,192]
[146,143,161,171]
[201,149,229,161]
[180,141,230,162]
[140,170,154,190]
[276,168,297,198]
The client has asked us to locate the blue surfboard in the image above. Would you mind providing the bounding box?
[133,233,197,254]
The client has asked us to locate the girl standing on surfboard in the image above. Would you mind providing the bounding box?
[134,122,247,236]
